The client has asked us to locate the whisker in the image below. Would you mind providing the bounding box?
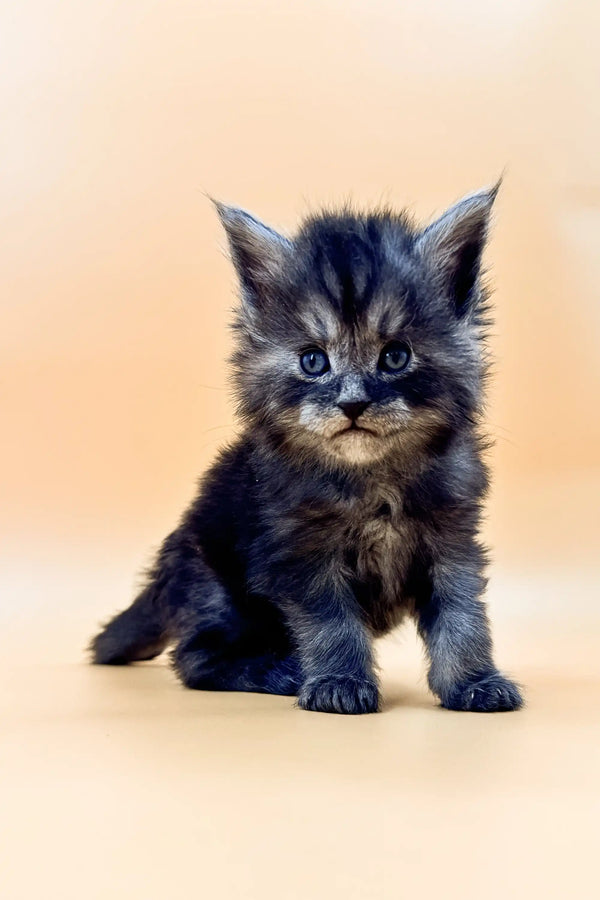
[198,423,235,435]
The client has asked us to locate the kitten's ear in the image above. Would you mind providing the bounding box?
[415,184,499,318]
[214,201,292,306]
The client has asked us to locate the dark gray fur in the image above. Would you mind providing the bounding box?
[91,186,523,714]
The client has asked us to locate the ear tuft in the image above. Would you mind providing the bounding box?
[213,201,291,306]
[415,184,499,318]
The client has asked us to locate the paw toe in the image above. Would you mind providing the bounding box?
[443,672,523,712]
[298,676,380,715]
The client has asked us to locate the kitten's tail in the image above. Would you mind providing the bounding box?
[90,584,170,665]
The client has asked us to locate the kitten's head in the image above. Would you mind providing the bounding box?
[217,187,497,468]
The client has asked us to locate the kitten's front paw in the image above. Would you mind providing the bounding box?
[442,671,523,712]
[298,676,380,715]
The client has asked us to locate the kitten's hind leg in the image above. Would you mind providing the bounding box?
[92,525,301,695]
[172,617,302,696]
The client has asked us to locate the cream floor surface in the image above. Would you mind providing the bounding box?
[1,609,599,900]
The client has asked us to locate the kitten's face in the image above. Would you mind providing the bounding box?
[218,189,496,467]
[291,325,419,466]
[267,320,433,466]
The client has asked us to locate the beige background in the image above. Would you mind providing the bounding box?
[1,2,599,899]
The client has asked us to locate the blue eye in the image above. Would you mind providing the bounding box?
[378,341,411,373]
[300,348,330,377]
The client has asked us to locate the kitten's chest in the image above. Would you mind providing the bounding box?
[342,490,417,628]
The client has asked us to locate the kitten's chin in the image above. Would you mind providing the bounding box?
[327,429,388,465]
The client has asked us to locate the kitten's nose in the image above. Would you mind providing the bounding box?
[338,400,371,421]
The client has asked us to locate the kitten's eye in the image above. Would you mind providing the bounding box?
[378,341,411,373]
[300,348,330,377]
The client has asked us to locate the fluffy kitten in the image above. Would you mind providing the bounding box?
[91,187,523,715]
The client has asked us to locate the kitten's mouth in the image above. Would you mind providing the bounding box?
[333,422,378,438]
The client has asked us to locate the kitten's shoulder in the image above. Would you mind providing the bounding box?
[181,435,257,533]
[403,429,489,520]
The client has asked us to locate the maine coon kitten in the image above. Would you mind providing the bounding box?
[91,186,523,715]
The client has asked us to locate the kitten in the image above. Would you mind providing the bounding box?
[90,187,523,715]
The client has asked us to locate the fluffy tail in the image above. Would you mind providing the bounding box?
[90,585,170,665]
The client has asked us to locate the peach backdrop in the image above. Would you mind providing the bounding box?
[1,0,599,652]
[2,5,600,900]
